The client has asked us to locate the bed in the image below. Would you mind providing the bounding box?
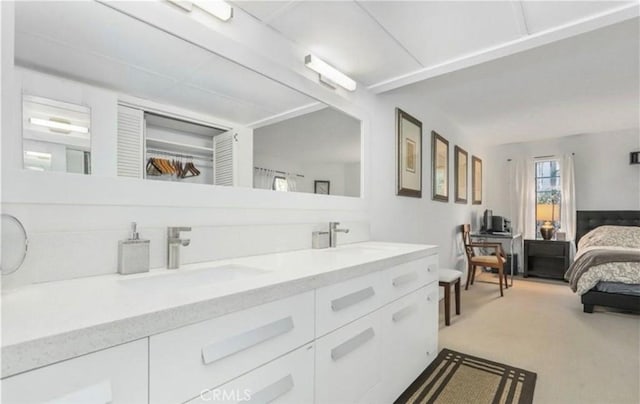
[566,210,640,313]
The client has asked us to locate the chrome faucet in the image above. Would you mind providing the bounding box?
[167,227,191,269]
[329,222,350,248]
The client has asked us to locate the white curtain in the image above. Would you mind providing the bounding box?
[560,154,577,258]
[254,168,275,190]
[286,175,298,192]
[511,158,537,240]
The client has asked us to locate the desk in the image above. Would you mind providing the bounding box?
[470,233,522,286]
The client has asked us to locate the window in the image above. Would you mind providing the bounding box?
[535,160,561,238]
[272,176,288,192]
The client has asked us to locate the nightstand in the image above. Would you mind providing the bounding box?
[523,239,570,280]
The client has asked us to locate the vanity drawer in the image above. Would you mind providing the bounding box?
[315,311,381,404]
[186,343,314,404]
[1,339,148,404]
[382,255,437,303]
[316,270,382,336]
[149,291,315,404]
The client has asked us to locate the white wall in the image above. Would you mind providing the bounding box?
[486,129,640,215]
[369,91,489,274]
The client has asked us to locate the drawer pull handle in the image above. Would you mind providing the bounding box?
[46,380,112,404]
[331,287,375,311]
[392,272,419,287]
[331,327,375,361]
[244,374,294,404]
[392,304,417,322]
[202,316,294,365]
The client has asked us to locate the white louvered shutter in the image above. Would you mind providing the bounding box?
[117,105,144,178]
[213,131,235,186]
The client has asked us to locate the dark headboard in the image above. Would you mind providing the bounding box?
[576,210,640,244]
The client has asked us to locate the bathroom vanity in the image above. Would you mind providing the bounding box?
[1,242,438,404]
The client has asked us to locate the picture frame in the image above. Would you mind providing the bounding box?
[472,156,482,205]
[431,131,449,202]
[454,146,468,204]
[314,180,330,195]
[396,108,422,198]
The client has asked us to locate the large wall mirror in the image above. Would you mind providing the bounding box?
[13,1,361,197]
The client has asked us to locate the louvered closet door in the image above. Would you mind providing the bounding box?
[117,105,144,178]
[213,131,235,186]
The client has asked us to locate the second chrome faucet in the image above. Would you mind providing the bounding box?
[329,222,349,248]
[167,226,191,269]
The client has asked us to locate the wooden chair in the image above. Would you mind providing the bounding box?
[461,224,508,297]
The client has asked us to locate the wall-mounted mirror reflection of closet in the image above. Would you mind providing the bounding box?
[117,105,236,186]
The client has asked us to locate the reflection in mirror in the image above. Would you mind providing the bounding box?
[253,107,361,197]
[14,1,361,196]
[22,95,91,174]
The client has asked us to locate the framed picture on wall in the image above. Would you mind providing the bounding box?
[472,156,482,204]
[396,108,422,198]
[314,180,330,195]
[454,146,468,204]
[431,131,449,202]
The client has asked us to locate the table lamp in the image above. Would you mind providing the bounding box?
[537,203,558,240]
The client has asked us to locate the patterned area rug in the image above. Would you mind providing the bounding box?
[395,349,537,404]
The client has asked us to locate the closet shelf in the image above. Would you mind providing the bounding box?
[146,137,213,157]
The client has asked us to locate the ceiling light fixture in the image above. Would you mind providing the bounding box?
[193,0,233,21]
[304,54,357,92]
[29,118,89,134]
[24,151,53,160]
[166,0,193,12]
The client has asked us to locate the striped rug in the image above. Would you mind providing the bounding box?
[395,349,537,404]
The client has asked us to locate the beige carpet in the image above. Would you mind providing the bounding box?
[438,275,640,404]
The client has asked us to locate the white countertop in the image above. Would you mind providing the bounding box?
[1,241,437,377]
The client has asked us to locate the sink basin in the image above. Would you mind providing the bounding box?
[120,264,270,289]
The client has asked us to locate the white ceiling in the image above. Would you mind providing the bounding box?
[233,0,636,89]
[388,17,639,145]
[14,1,638,147]
[14,1,317,126]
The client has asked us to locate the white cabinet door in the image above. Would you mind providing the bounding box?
[186,343,315,404]
[116,105,144,178]
[316,270,382,337]
[315,311,381,404]
[1,339,148,404]
[379,283,439,404]
[150,291,314,404]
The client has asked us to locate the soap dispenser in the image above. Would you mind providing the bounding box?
[118,222,150,275]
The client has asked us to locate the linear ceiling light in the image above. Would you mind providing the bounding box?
[304,54,357,92]
[29,118,89,134]
[193,0,233,21]
[167,0,193,12]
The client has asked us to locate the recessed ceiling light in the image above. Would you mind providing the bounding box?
[304,54,357,92]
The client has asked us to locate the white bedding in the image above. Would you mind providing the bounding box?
[573,226,640,295]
